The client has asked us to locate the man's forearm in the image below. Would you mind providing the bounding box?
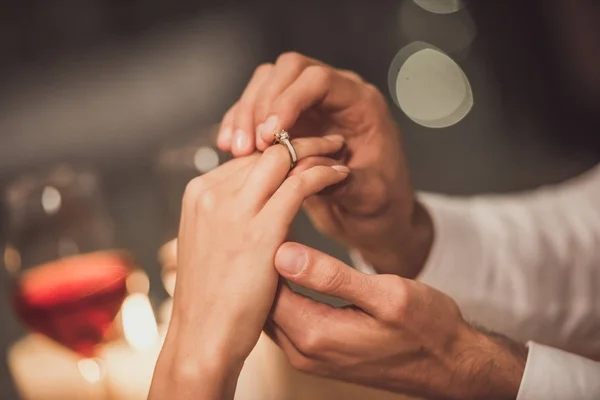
[450,325,527,400]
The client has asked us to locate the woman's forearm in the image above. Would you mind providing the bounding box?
[149,359,241,400]
[149,323,244,400]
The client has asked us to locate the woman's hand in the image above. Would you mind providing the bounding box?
[217,52,433,279]
[149,136,349,400]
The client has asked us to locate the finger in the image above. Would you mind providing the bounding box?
[241,136,345,206]
[296,165,388,218]
[253,56,360,152]
[303,196,340,237]
[288,142,347,175]
[158,239,177,268]
[253,55,363,127]
[323,168,389,217]
[260,66,363,143]
[286,154,345,233]
[216,102,238,151]
[231,63,273,156]
[264,320,316,370]
[291,156,338,174]
[253,53,315,145]
[270,285,365,360]
[260,165,349,228]
[253,64,362,152]
[270,285,333,350]
[289,156,347,201]
[273,242,381,315]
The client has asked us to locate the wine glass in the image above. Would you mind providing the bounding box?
[2,165,138,389]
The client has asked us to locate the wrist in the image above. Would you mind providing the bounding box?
[168,306,251,366]
[451,325,527,400]
[151,321,245,400]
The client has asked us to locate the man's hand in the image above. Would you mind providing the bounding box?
[267,243,527,400]
[216,52,433,278]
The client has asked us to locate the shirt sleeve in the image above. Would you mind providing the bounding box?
[517,342,600,400]
[350,164,600,398]
[415,165,600,351]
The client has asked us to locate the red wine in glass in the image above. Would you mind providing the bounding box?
[12,251,132,358]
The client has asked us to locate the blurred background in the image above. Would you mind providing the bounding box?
[1,0,599,399]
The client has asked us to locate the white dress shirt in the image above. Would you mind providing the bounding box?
[353,165,600,399]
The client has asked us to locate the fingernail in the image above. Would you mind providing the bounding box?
[277,244,306,275]
[218,126,232,145]
[263,115,279,134]
[331,165,350,174]
[256,123,265,136]
[324,134,345,143]
[234,129,248,151]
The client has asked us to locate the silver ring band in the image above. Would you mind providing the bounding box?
[274,130,298,169]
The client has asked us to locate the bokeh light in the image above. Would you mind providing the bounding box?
[41,186,61,215]
[413,0,464,14]
[121,293,159,352]
[193,146,219,173]
[389,42,473,129]
[398,0,476,55]
[77,358,104,384]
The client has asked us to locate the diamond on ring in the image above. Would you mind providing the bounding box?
[274,130,290,143]
[273,130,297,170]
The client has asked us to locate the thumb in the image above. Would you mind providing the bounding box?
[274,242,380,314]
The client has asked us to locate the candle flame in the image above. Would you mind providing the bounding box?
[77,358,103,383]
[121,293,159,352]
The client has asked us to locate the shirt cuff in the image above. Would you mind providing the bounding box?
[517,342,600,400]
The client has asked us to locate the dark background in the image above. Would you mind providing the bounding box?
[1,0,599,398]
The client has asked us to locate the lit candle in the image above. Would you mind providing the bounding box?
[8,334,106,400]
[99,293,163,400]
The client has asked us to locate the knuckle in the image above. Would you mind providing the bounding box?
[378,275,410,324]
[297,328,326,357]
[319,267,349,294]
[183,179,219,213]
[262,143,286,161]
[244,225,266,246]
[276,52,309,78]
[363,83,386,105]
[254,99,271,122]
[288,355,314,373]
[254,62,273,76]
[276,51,305,67]
[237,97,254,113]
[306,65,333,86]
[284,175,304,193]
[198,187,218,212]
[341,69,363,82]
[183,177,206,206]
[222,103,238,123]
